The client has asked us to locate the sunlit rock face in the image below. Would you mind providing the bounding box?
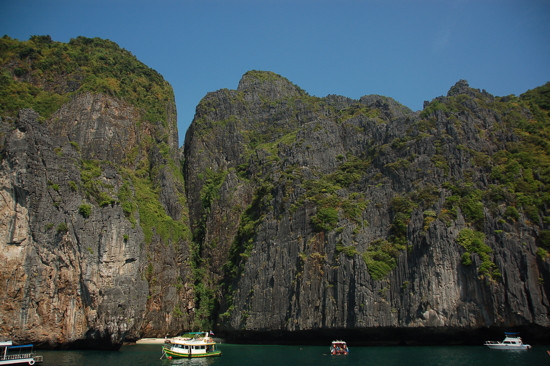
[0,101,192,349]
[0,36,193,350]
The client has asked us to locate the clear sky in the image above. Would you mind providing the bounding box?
[1,0,549,146]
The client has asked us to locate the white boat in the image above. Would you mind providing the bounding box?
[330,340,349,355]
[484,332,532,350]
[0,341,43,365]
[161,332,221,358]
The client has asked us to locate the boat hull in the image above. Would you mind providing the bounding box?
[0,357,38,365]
[162,346,221,358]
[485,344,531,350]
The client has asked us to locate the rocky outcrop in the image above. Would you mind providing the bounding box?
[184,72,550,344]
[0,36,194,349]
[2,108,138,348]
[0,98,193,349]
[2,35,549,347]
[0,34,199,349]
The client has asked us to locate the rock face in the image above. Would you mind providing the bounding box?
[0,36,194,349]
[0,96,193,348]
[184,71,550,344]
[1,35,550,348]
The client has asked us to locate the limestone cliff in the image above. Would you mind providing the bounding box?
[184,72,550,344]
[0,36,193,349]
[2,34,550,348]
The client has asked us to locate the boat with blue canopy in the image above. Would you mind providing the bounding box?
[0,341,43,365]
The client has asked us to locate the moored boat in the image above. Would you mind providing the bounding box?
[484,332,532,350]
[330,340,349,355]
[161,332,221,358]
[0,341,43,365]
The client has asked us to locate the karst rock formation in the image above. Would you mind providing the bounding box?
[1,36,549,348]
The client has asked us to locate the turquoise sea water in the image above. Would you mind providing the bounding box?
[38,343,548,366]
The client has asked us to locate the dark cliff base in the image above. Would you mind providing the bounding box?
[31,330,126,351]
[221,326,550,346]
[34,340,123,351]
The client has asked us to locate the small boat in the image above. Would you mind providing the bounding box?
[0,341,43,365]
[484,332,532,350]
[330,340,349,355]
[161,332,221,358]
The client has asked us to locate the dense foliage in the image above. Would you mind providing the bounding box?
[0,35,173,124]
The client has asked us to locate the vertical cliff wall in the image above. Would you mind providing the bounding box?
[184,72,550,343]
[1,34,549,347]
[0,36,194,349]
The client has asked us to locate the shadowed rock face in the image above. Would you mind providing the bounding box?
[184,72,550,344]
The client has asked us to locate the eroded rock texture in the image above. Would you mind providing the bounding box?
[184,72,550,344]
[0,96,193,349]
[1,50,549,348]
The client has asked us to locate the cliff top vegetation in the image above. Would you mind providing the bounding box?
[0,35,173,125]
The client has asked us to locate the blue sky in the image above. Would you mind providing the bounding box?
[1,0,549,146]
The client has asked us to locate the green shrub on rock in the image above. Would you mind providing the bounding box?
[312,207,338,231]
[78,204,92,218]
[362,238,404,280]
[457,229,500,279]
[56,222,68,233]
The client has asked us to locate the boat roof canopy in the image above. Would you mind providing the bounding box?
[504,332,519,335]
[8,344,33,349]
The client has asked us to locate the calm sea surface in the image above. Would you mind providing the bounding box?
[38,343,548,366]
